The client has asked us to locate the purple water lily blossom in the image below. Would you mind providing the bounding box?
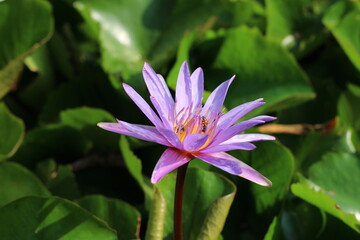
[98,62,276,186]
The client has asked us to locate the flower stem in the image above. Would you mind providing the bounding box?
[174,162,189,240]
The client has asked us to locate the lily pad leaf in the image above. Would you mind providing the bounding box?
[0,196,117,240]
[212,27,315,116]
[76,195,141,240]
[0,161,50,208]
[74,0,232,85]
[119,136,153,206]
[292,152,360,233]
[145,167,236,240]
[265,0,325,57]
[0,0,53,98]
[250,141,295,213]
[10,124,91,169]
[60,107,114,130]
[0,102,25,160]
[323,1,360,70]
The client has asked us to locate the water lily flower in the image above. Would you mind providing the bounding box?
[98,62,276,186]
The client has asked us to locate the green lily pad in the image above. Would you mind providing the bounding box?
[145,167,236,240]
[10,124,91,168]
[61,107,114,130]
[250,141,295,213]
[61,107,119,151]
[292,152,360,233]
[338,83,360,131]
[323,1,360,71]
[0,102,25,160]
[21,45,56,110]
[0,161,50,208]
[211,27,315,116]
[0,0,53,98]
[74,0,232,86]
[76,195,141,240]
[0,196,117,240]
[265,0,325,57]
[119,136,153,204]
[264,216,280,240]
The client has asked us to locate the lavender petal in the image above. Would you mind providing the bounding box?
[97,121,170,146]
[151,148,192,184]
[183,134,208,152]
[202,76,235,116]
[194,152,272,186]
[123,83,163,128]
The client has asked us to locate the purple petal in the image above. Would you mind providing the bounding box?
[183,134,208,152]
[175,62,192,116]
[193,152,272,186]
[150,96,173,129]
[190,67,204,110]
[202,76,235,116]
[122,83,163,128]
[143,63,174,120]
[200,142,256,154]
[157,128,183,149]
[97,121,170,146]
[210,115,276,146]
[157,74,175,123]
[223,134,276,143]
[217,98,265,131]
[151,148,192,184]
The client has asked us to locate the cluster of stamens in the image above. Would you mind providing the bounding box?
[173,106,221,147]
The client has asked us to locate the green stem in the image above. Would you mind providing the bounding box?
[174,162,189,240]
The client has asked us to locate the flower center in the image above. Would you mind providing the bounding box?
[173,108,220,146]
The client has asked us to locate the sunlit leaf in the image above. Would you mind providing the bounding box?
[0,162,50,208]
[323,1,360,70]
[265,0,325,57]
[76,195,141,240]
[0,196,117,240]
[211,27,315,115]
[0,0,53,98]
[74,0,232,86]
[61,107,114,130]
[146,168,236,240]
[292,152,360,233]
[145,187,166,240]
[250,141,295,213]
[10,124,91,168]
[119,136,153,197]
[0,102,25,160]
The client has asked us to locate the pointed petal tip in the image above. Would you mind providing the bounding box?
[150,174,160,184]
[143,62,150,68]
[260,177,272,187]
[268,116,277,121]
[239,171,272,187]
[268,136,276,141]
[97,122,109,129]
[180,61,190,74]
[181,60,189,67]
[227,75,236,85]
[143,62,155,75]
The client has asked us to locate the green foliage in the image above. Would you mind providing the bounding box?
[146,168,236,240]
[292,152,360,233]
[0,196,117,240]
[0,162,50,208]
[1,0,360,238]
[0,0,53,98]
[76,195,141,240]
[0,102,24,160]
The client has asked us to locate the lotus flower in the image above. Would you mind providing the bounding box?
[98,62,276,186]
